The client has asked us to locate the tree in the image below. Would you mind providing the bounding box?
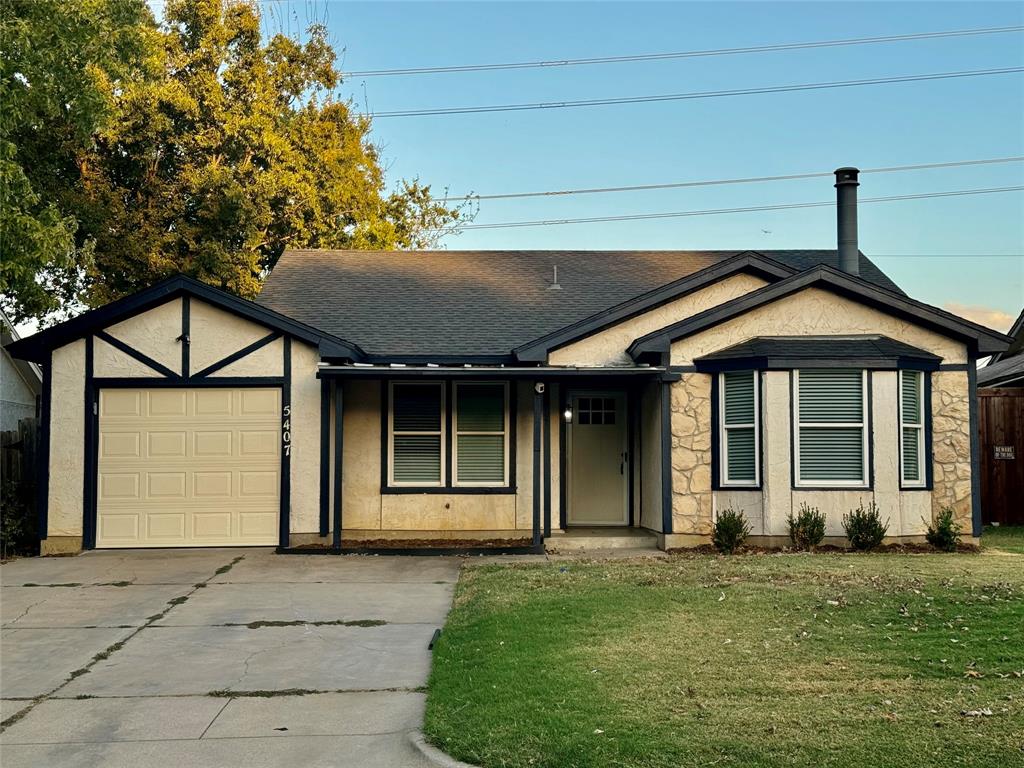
[2,0,468,321]
[75,0,467,307]
[0,0,151,322]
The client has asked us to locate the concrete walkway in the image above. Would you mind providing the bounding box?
[0,549,460,767]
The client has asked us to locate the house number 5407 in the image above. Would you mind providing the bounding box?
[282,404,292,456]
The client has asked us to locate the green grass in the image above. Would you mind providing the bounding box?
[425,534,1024,768]
[983,526,1024,554]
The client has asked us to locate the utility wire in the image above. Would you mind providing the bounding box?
[344,25,1024,77]
[453,186,1024,230]
[454,156,1024,201]
[371,66,1024,117]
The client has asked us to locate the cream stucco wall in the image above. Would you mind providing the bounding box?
[93,336,164,378]
[700,369,948,543]
[106,298,183,375]
[288,341,321,535]
[189,300,273,374]
[47,339,86,537]
[670,287,967,365]
[327,378,548,537]
[550,274,769,367]
[212,337,284,378]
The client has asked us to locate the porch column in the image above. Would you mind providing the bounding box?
[333,381,343,550]
[532,383,543,548]
[543,386,551,538]
[661,378,674,534]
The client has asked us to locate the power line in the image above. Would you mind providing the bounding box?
[454,156,1024,201]
[371,66,1024,117]
[343,25,1024,77]
[454,186,1024,231]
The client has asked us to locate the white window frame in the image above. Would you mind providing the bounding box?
[718,370,760,488]
[899,370,926,488]
[793,369,870,488]
[452,381,510,488]
[387,381,446,487]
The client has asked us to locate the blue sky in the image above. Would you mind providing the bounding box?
[295,0,1022,329]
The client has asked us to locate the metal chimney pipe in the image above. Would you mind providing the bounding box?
[834,167,860,276]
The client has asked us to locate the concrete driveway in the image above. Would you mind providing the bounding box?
[0,549,460,767]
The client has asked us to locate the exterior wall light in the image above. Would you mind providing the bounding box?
[563,407,573,423]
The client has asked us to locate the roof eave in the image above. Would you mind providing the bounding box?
[5,275,366,364]
[627,266,1013,361]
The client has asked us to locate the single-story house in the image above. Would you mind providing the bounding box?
[1,308,42,431]
[6,169,1012,554]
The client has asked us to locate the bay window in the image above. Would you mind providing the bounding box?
[794,369,868,487]
[719,370,759,486]
[899,370,925,487]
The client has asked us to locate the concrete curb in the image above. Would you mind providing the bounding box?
[408,730,482,768]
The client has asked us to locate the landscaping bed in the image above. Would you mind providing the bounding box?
[424,527,1024,767]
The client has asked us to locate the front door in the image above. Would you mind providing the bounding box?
[567,391,628,525]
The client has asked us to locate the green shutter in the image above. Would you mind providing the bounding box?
[725,428,756,481]
[902,427,920,482]
[457,435,505,483]
[393,384,442,431]
[901,371,921,424]
[457,384,504,431]
[723,371,755,425]
[799,369,863,423]
[393,435,441,483]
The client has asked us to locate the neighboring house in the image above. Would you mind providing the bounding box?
[6,169,1012,555]
[977,307,1024,525]
[978,308,1024,389]
[1,309,42,431]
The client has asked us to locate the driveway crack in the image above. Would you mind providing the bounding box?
[0,554,246,734]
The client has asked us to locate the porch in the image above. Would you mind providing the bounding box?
[310,365,678,552]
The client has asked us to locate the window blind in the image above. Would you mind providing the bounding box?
[455,383,506,484]
[900,371,924,485]
[391,383,443,484]
[797,369,866,484]
[721,371,758,484]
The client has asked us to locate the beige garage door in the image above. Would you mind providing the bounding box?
[96,387,280,548]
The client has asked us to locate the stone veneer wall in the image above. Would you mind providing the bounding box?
[931,370,973,530]
[670,374,713,534]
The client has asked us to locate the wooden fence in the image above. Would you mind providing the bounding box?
[978,388,1024,526]
[1,418,39,556]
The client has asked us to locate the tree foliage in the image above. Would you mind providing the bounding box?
[1,0,467,322]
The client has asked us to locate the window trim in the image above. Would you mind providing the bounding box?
[718,370,761,488]
[387,381,446,488]
[793,369,870,488]
[452,381,510,488]
[899,370,927,489]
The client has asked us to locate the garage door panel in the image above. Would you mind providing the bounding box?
[148,472,187,498]
[97,388,280,548]
[149,432,187,458]
[148,390,188,417]
[194,431,232,457]
[101,432,141,458]
[194,471,232,497]
[100,473,140,500]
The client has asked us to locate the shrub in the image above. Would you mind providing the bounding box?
[925,506,962,552]
[1,478,37,560]
[712,507,750,554]
[787,503,826,551]
[842,500,888,551]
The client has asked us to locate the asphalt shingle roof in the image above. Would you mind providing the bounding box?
[696,335,940,362]
[256,250,903,357]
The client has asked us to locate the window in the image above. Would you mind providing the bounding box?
[389,383,444,486]
[576,397,616,425]
[387,381,510,489]
[794,369,868,486]
[900,370,925,487]
[454,383,508,486]
[719,371,759,486]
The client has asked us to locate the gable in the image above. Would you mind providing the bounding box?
[670,287,968,365]
[549,273,769,367]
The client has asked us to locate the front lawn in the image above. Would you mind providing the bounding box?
[425,535,1024,767]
